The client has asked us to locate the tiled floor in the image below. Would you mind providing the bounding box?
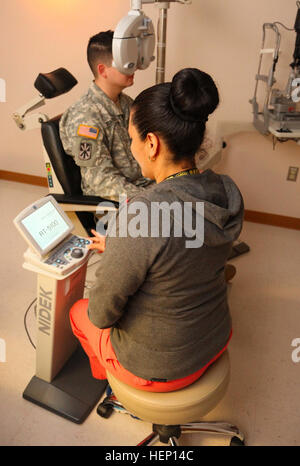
[1,179,300,446]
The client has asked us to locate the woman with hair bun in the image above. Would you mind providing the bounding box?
[70,68,244,392]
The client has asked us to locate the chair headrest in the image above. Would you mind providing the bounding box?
[34,68,77,99]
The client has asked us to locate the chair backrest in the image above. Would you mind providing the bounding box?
[41,115,83,196]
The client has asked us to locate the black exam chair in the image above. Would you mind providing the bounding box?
[34,68,119,235]
[34,68,249,257]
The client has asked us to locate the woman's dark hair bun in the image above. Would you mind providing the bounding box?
[169,68,219,123]
[131,67,220,162]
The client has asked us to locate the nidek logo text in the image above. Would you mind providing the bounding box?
[38,286,53,336]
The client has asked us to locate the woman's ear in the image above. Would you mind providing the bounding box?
[146,132,159,160]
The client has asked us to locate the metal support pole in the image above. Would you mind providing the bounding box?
[156,2,170,83]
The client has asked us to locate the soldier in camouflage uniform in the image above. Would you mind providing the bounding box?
[59,31,153,202]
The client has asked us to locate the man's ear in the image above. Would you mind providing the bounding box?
[97,63,107,78]
[146,132,160,159]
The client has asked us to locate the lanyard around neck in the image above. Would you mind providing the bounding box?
[165,168,200,181]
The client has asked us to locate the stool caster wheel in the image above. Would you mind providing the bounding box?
[230,436,245,446]
[97,402,114,419]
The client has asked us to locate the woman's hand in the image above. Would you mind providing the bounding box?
[88,229,106,253]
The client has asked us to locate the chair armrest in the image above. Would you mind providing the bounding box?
[49,193,119,212]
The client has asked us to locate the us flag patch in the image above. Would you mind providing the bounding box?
[79,142,92,160]
[77,124,99,140]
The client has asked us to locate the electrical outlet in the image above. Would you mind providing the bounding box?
[287,166,299,182]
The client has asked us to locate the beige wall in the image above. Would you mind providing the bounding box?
[1,0,299,217]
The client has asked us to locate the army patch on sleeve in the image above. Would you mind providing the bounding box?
[77,124,99,140]
[79,142,92,161]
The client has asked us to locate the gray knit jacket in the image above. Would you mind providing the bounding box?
[88,169,244,380]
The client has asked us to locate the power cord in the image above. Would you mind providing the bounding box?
[84,256,102,289]
[273,0,300,31]
[24,297,37,349]
[273,21,294,32]
[87,258,102,269]
[24,257,102,345]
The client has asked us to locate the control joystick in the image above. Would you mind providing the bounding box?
[71,248,84,259]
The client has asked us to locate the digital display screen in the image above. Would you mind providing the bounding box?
[21,201,70,252]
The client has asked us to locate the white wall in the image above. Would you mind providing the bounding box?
[1,0,299,217]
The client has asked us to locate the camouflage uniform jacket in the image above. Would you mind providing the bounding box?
[59,82,152,201]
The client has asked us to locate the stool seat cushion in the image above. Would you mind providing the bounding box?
[106,351,230,425]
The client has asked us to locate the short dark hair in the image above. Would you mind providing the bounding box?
[87,30,114,77]
[131,68,219,162]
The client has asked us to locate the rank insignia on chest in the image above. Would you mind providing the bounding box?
[79,142,92,160]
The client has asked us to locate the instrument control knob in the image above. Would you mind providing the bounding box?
[71,248,84,259]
